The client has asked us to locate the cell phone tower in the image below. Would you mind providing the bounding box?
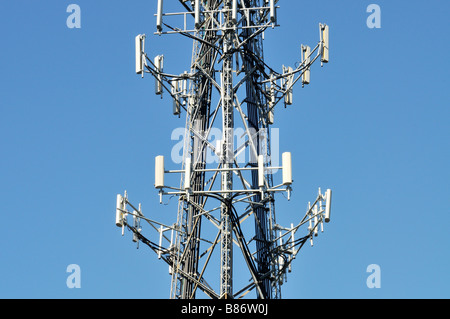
[115,0,333,299]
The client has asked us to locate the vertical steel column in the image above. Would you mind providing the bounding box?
[220,2,234,299]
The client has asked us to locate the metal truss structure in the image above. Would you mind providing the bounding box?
[115,0,333,299]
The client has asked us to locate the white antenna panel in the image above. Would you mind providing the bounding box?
[154,55,164,95]
[268,109,274,125]
[155,156,165,189]
[115,194,124,227]
[302,45,311,85]
[215,139,223,157]
[184,157,191,190]
[158,225,163,259]
[285,66,293,105]
[173,98,181,116]
[132,210,139,242]
[135,35,144,74]
[195,0,201,29]
[314,205,319,237]
[172,79,181,115]
[232,0,238,25]
[282,152,292,186]
[321,24,329,63]
[269,0,276,23]
[325,189,332,223]
[258,154,265,188]
[156,0,163,32]
[171,79,178,95]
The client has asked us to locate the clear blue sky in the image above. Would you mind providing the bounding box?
[0,0,449,299]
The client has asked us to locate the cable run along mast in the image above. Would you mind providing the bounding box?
[116,0,333,299]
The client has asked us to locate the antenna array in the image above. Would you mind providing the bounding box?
[116,0,333,299]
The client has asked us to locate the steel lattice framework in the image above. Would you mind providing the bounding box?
[115,0,333,299]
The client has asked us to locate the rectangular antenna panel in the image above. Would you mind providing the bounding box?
[268,109,274,125]
[132,211,139,242]
[314,205,319,237]
[282,152,292,185]
[195,0,200,29]
[173,99,180,116]
[232,0,238,24]
[135,35,144,74]
[302,45,311,85]
[325,189,332,222]
[322,24,329,63]
[155,156,165,188]
[184,157,191,190]
[154,55,164,95]
[285,66,293,105]
[258,155,265,188]
[156,0,163,32]
[270,0,276,23]
[115,194,124,227]
[172,79,181,115]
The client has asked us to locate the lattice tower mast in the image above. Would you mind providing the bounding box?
[115,0,333,300]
